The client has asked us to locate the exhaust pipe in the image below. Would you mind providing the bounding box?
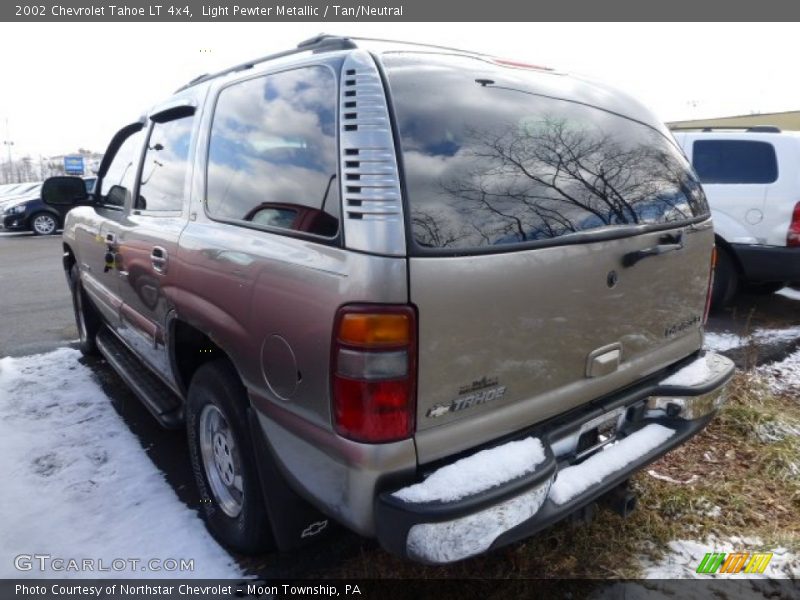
[602,480,638,518]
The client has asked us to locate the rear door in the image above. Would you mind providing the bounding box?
[383,54,714,461]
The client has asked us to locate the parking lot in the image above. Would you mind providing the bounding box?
[0,231,798,579]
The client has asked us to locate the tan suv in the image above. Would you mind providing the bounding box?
[42,35,733,564]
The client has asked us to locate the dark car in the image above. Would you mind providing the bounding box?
[1,178,95,235]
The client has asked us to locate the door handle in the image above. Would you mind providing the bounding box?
[151,246,168,273]
[622,232,684,267]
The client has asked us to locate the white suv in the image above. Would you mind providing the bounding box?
[672,127,800,306]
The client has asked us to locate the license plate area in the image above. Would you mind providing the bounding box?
[575,407,625,460]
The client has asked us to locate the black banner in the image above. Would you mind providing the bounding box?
[2,0,799,22]
[2,579,800,600]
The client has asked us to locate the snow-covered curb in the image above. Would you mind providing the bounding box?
[0,348,241,578]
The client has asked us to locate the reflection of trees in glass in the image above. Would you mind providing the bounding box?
[413,117,705,248]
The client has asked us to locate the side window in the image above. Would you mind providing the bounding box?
[693,140,778,184]
[137,116,194,211]
[206,65,339,238]
[99,129,145,207]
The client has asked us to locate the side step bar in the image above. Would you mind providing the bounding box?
[96,327,184,429]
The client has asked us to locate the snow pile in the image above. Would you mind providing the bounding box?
[757,348,800,396]
[661,356,712,387]
[549,424,675,505]
[394,437,546,504]
[640,537,800,579]
[0,348,241,578]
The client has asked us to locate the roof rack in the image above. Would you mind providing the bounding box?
[670,125,782,133]
[175,34,357,92]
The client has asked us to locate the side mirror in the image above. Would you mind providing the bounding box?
[42,176,89,207]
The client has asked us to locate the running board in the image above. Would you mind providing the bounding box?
[96,327,184,429]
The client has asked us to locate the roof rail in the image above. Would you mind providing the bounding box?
[174,34,357,93]
[670,125,782,133]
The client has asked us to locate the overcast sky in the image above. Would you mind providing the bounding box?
[1,22,799,158]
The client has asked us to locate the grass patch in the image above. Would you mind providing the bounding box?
[319,371,800,579]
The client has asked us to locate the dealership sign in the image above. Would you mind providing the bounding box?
[63,156,84,175]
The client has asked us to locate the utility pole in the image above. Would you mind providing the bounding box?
[3,118,14,184]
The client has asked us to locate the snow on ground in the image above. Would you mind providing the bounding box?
[704,332,745,352]
[757,347,800,396]
[704,325,800,354]
[641,538,800,579]
[0,348,241,578]
[776,286,800,302]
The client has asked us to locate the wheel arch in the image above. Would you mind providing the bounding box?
[714,234,744,276]
[168,316,240,399]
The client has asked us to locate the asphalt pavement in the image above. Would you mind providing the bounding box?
[0,231,77,357]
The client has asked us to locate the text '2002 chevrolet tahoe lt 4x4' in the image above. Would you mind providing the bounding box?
[42,35,734,564]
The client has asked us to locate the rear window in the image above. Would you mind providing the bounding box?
[383,54,708,252]
[692,140,778,184]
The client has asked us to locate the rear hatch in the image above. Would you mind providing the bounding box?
[382,54,714,462]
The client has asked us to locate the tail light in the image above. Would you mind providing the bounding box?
[787,202,800,247]
[332,305,417,443]
[703,246,717,324]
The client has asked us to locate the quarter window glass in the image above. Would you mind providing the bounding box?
[384,54,709,252]
[99,129,144,207]
[137,116,194,211]
[692,140,778,184]
[206,66,339,238]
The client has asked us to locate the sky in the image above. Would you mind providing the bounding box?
[1,22,800,158]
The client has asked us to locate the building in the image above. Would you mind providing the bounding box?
[668,110,800,131]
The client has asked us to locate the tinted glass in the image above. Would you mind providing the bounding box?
[137,116,194,211]
[384,54,708,251]
[692,140,778,184]
[206,66,339,238]
[100,129,144,207]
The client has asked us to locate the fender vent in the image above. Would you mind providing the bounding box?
[339,51,406,256]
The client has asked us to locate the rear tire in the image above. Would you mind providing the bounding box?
[186,360,274,554]
[68,264,100,356]
[711,248,738,309]
[30,212,58,235]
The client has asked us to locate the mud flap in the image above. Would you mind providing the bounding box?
[247,409,332,551]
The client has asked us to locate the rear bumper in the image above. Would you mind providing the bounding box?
[375,351,734,564]
[731,243,800,283]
